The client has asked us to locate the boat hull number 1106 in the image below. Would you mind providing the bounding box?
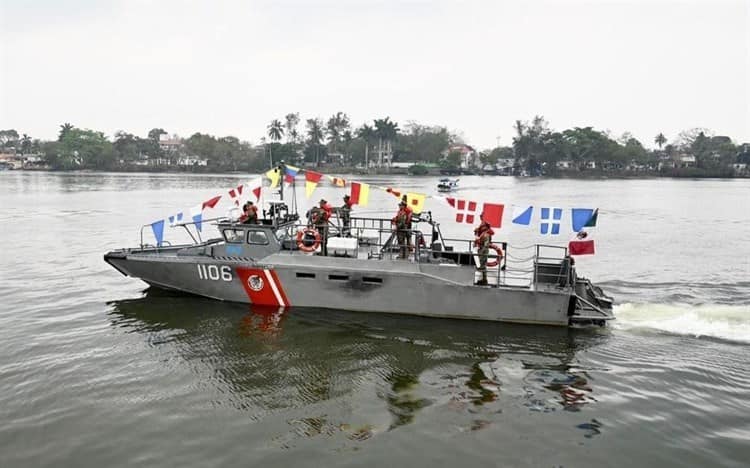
[197,264,233,281]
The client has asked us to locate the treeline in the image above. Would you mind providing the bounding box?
[1,113,746,175]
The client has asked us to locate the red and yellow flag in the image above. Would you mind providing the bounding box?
[350,182,370,206]
[305,170,323,198]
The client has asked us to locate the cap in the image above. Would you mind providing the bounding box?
[343,194,350,199]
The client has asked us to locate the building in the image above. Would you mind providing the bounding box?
[159,134,183,153]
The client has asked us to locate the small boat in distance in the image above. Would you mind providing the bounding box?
[437,178,459,192]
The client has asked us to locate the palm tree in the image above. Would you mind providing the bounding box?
[267,119,284,167]
[356,124,375,169]
[58,123,74,142]
[267,119,284,142]
[284,113,300,144]
[373,117,399,167]
[306,118,324,165]
[654,133,667,150]
[20,134,32,154]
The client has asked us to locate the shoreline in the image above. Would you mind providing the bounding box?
[4,167,747,179]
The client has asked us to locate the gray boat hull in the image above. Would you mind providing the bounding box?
[105,251,575,326]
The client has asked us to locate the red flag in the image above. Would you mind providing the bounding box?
[481,203,504,228]
[569,239,595,255]
[284,174,295,184]
[228,185,244,205]
[202,195,222,210]
[448,198,478,223]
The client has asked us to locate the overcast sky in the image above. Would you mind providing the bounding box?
[1,0,747,149]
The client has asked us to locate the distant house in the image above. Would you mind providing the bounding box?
[678,154,696,168]
[159,134,183,153]
[732,163,748,175]
[177,157,207,167]
[583,160,597,170]
[556,160,573,170]
[444,144,478,169]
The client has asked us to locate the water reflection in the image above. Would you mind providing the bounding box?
[107,290,611,438]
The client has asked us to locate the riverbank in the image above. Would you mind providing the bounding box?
[5,166,748,179]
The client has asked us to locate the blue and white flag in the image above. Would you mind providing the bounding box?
[168,212,183,226]
[150,220,165,246]
[540,207,562,235]
[512,205,533,225]
[190,204,203,232]
[571,208,596,232]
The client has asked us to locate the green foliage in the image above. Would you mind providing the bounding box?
[267,120,284,142]
[408,164,429,175]
[441,150,462,169]
[57,128,115,169]
[0,129,19,149]
[397,122,450,163]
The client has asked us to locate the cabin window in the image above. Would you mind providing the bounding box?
[362,277,383,284]
[328,274,349,281]
[222,229,244,243]
[296,272,316,279]
[246,230,270,245]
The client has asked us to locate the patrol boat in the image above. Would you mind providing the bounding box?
[104,177,614,327]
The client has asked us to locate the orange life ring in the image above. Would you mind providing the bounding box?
[486,244,504,268]
[296,228,321,253]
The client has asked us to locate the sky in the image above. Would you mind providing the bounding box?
[1,0,748,149]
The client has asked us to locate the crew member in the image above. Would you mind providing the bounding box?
[242,201,258,224]
[392,200,410,259]
[401,195,414,250]
[474,213,495,285]
[340,194,354,237]
[313,199,330,255]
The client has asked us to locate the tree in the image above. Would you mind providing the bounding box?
[654,133,667,149]
[325,111,350,154]
[306,118,324,165]
[57,128,115,169]
[356,124,375,168]
[267,119,284,166]
[0,129,19,149]
[148,128,167,141]
[267,119,284,142]
[58,123,74,142]
[374,117,399,166]
[20,134,32,154]
[284,113,300,144]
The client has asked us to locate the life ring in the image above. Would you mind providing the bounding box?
[296,228,321,253]
[486,244,504,268]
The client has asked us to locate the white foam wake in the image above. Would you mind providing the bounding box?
[613,303,750,344]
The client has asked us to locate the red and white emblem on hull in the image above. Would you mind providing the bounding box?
[236,267,290,307]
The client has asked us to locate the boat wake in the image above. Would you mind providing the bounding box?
[613,302,750,344]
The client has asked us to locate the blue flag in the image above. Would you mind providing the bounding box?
[571,208,595,232]
[150,220,165,246]
[540,207,562,235]
[512,205,533,225]
[168,212,183,226]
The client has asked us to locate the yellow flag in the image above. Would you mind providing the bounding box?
[265,168,280,188]
[406,192,426,214]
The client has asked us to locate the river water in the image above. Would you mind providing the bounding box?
[0,171,748,467]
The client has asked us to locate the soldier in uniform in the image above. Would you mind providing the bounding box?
[340,195,354,237]
[241,201,258,224]
[474,214,494,285]
[391,200,410,259]
[312,199,331,255]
